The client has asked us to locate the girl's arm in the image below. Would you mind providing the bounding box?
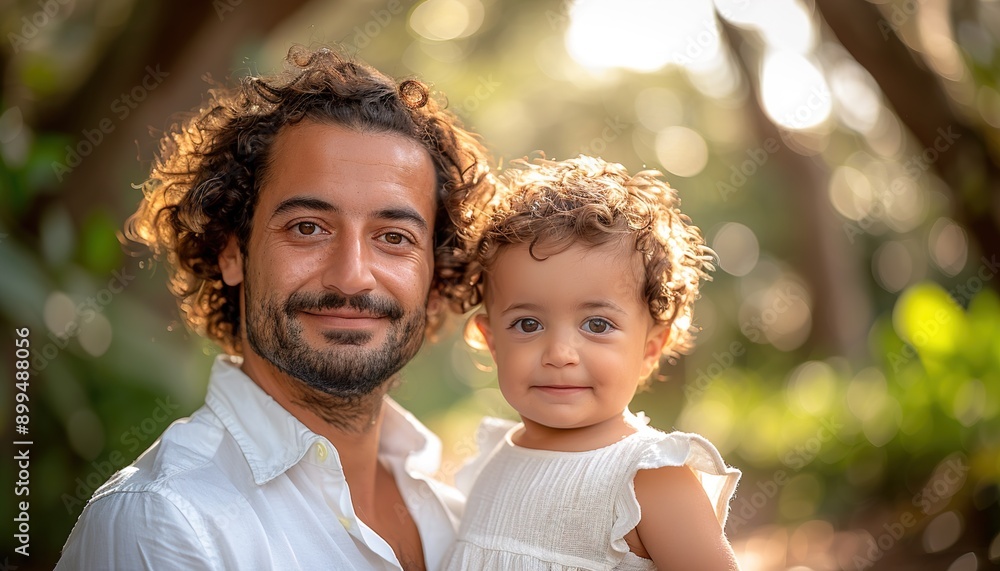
[633,465,741,570]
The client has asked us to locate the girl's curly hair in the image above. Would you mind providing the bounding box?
[125,45,496,355]
[450,155,713,360]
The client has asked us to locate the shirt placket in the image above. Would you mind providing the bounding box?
[314,440,405,570]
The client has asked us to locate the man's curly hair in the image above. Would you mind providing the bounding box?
[452,155,713,360]
[125,45,495,355]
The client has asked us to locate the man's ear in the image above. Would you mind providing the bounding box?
[471,313,497,360]
[219,236,244,286]
[641,324,671,380]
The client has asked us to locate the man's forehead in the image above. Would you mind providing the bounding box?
[255,122,438,213]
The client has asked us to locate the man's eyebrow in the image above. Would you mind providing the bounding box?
[271,197,338,219]
[269,199,429,230]
[376,207,429,231]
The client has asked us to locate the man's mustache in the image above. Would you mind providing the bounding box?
[284,291,405,321]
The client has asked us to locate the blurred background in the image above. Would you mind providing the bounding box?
[1,0,999,568]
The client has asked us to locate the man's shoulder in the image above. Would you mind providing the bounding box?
[92,404,245,507]
[58,406,256,569]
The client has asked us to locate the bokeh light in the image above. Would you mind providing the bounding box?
[761,51,833,130]
[829,59,882,134]
[873,241,914,293]
[655,126,709,177]
[713,222,760,277]
[924,511,963,553]
[928,217,969,277]
[828,165,874,222]
[409,0,485,41]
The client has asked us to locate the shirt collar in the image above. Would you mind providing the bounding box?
[204,354,442,485]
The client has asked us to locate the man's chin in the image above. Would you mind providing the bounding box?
[320,329,375,345]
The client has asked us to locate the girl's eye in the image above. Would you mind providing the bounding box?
[583,318,613,334]
[295,222,319,235]
[513,318,542,334]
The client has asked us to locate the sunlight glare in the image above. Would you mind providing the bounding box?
[566,0,718,72]
[761,51,832,130]
[715,0,816,54]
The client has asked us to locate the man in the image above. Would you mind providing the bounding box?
[56,45,495,570]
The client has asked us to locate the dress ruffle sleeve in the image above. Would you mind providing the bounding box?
[609,430,741,563]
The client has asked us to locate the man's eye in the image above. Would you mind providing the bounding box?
[295,222,319,235]
[513,318,542,334]
[583,318,613,334]
[383,232,406,245]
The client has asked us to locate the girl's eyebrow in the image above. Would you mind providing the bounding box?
[501,302,543,314]
[500,300,629,315]
[578,300,628,315]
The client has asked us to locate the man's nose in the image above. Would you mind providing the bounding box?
[321,233,378,295]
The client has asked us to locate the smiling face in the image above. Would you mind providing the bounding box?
[219,120,438,397]
[476,240,670,443]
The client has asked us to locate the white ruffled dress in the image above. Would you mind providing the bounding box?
[443,413,740,570]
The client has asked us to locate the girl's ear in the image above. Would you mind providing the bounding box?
[471,313,497,360]
[641,324,671,380]
[219,236,244,286]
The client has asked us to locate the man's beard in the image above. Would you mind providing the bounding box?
[243,274,426,399]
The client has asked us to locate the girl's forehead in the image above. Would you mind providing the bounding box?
[486,241,648,304]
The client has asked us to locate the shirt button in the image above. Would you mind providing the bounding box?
[338,515,352,529]
[316,443,328,462]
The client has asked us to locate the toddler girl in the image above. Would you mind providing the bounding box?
[444,156,742,570]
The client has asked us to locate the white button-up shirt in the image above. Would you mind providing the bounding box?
[56,355,463,570]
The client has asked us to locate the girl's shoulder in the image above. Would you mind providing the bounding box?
[453,416,519,495]
[627,421,742,528]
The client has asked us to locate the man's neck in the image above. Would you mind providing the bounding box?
[238,350,389,512]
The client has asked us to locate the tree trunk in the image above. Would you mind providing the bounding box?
[816,0,1000,287]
